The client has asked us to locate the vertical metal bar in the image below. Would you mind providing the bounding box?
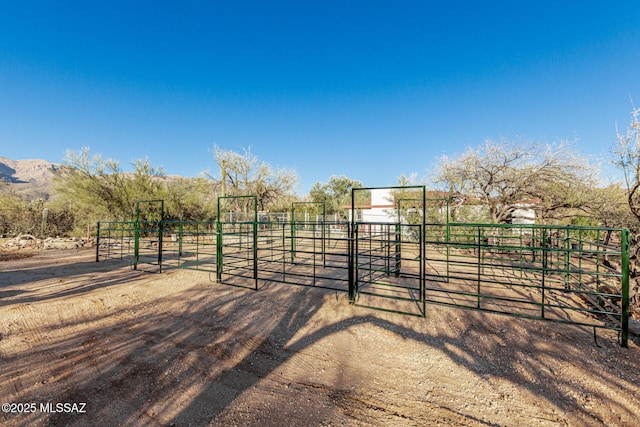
[134,204,140,270]
[395,223,401,277]
[519,229,523,279]
[385,224,389,275]
[322,204,326,268]
[420,223,425,317]
[532,227,537,262]
[541,228,547,319]
[313,221,317,285]
[596,229,601,291]
[578,228,583,289]
[195,222,200,267]
[369,224,372,280]
[282,220,286,281]
[119,223,123,259]
[216,220,222,282]
[158,200,164,273]
[621,228,630,348]
[445,200,450,280]
[291,217,296,264]
[355,223,360,298]
[106,223,111,260]
[253,199,258,290]
[564,228,570,289]
[95,222,100,262]
[422,187,426,317]
[179,221,183,257]
[348,189,356,303]
[477,227,481,309]
[216,197,222,281]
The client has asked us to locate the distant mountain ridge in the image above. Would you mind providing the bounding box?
[0,156,60,200]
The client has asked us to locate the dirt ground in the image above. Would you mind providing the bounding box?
[1,247,640,426]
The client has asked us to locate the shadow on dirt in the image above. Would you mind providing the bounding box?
[0,251,157,308]
[1,267,639,426]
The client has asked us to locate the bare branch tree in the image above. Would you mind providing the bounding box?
[211,145,298,212]
[613,107,640,224]
[431,139,599,223]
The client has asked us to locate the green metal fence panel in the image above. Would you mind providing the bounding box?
[160,220,218,274]
[424,223,629,347]
[256,219,351,291]
[134,200,164,272]
[95,220,137,265]
[94,191,631,347]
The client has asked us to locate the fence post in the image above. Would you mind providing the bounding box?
[348,223,356,304]
[477,227,481,309]
[178,221,183,257]
[290,217,296,263]
[395,223,401,277]
[216,220,222,282]
[420,223,425,317]
[541,228,547,319]
[621,228,630,348]
[134,211,140,271]
[158,219,164,273]
[95,222,100,262]
[253,211,258,290]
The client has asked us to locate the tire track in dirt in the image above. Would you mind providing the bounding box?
[12,304,50,349]
[3,303,60,399]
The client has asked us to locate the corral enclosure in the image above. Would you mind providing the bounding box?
[1,186,638,426]
[96,186,631,347]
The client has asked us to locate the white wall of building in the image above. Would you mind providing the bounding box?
[350,188,398,225]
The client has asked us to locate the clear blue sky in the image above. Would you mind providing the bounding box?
[1,1,639,194]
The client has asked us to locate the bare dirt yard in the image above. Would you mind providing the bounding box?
[1,247,640,426]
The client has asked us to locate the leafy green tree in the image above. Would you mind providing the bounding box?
[309,175,366,219]
[0,187,75,237]
[164,177,216,220]
[54,148,167,231]
[0,188,30,236]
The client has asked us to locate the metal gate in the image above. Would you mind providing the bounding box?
[215,196,258,289]
[254,203,351,291]
[348,186,426,316]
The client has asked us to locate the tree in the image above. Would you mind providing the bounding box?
[0,186,75,237]
[309,175,365,218]
[54,148,167,229]
[211,145,298,212]
[164,177,216,221]
[431,139,599,223]
[613,106,640,227]
[577,184,636,229]
[388,174,425,224]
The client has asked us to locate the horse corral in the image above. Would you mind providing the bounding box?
[2,186,638,426]
[98,187,631,347]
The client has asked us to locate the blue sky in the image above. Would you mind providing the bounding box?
[1,1,639,194]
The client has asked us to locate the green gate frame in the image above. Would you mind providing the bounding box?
[348,185,427,316]
[134,199,164,271]
[216,195,258,289]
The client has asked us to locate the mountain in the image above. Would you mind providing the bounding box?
[0,156,59,200]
